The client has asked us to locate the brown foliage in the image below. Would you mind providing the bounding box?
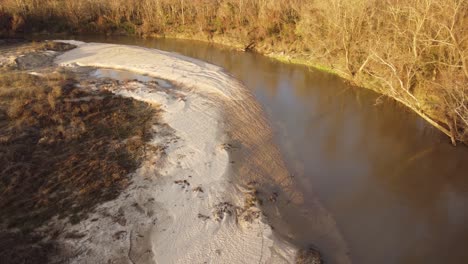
[1,0,466,143]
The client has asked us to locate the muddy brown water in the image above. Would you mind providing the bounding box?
[31,35,468,264]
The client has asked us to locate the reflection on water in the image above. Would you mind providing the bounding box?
[61,36,468,264]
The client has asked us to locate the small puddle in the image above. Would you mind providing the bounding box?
[91,68,173,88]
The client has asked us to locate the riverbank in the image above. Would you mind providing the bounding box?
[1,0,466,145]
[146,32,466,146]
[1,40,351,263]
[53,40,351,263]
[54,40,295,263]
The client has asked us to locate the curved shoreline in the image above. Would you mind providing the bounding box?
[144,33,463,146]
[52,41,351,263]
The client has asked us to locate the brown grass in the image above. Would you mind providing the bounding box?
[0,70,157,230]
[0,231,55,264]
[0,0,466,143]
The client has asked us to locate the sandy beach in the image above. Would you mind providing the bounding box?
[0,40,351,263]
[45,40,296,263]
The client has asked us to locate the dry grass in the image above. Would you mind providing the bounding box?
[0,70,157,230]
[0,0,466,143]
[0,231,55,264]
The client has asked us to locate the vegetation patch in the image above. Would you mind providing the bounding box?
[0,231,56,264]
[0,70,157,231]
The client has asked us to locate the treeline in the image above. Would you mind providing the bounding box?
[1,0,467,144]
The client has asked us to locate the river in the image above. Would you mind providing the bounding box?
[43,36,468,264]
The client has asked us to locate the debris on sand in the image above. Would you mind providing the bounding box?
[174,180,190,189]
[197,214,210,221]
[192,186,204,193]
[212,202,236,222]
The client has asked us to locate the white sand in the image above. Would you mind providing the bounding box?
[55,40,245,100]
[51,41,296,263]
